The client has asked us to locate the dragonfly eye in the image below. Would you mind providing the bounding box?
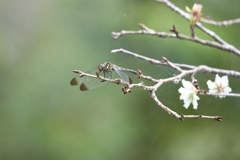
[98,65,103,71]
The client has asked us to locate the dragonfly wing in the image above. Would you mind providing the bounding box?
[79,78,107,91]
[112,65,131,83]
[70,66,105,91]
[70,64,132,91]
[70,77,79,86]
[70,75,105,91]
[70,76,86,87]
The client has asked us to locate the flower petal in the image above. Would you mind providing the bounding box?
[182,79,194,90]
[221,76,229,87]
[192,98,199,109]
[223,86,232,93]
[183,99,191,109]
[207,80,216,89]
[214,74,221,86]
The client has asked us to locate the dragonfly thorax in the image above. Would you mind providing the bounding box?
[98,62,112,72]
[97,62,113,79]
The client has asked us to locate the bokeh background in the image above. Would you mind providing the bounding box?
[1,0,240,159]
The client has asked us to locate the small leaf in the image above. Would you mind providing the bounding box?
[185,6,192,13]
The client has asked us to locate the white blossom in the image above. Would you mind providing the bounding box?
[207,74,232,98]
[178,79,200,109]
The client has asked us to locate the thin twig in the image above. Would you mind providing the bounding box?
[112,23,240,56]
[111,48,240,78]
[151,90,222,122]
[155,0,240,56]
[201,18,240,27]
[201,92,240,98]
[72,70,130,86]
[111,48,196,69]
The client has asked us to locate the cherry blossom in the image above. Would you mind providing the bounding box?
[178,79,200,109]
[207,74,232,98]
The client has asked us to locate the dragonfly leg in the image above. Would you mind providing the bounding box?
[106,71,112,79]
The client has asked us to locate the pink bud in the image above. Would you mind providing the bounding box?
[192,3,203,17]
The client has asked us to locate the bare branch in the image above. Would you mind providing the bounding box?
[72,70,130,86]
[162,56,183,72]
[111,48,240,78]
[111,48,196,69]
[182,115,222,122]
[201,92,240,98]
[112,23,240,56]
[137,70,159,83]
[201,18,240,27]
[155,0,240,56]
[151,90,222,122]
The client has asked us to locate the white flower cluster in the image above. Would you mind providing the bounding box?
[178,74,231,109]
[207,74,232,98]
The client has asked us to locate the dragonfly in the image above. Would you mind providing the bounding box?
[70,62,137,91]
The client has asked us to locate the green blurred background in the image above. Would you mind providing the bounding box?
[0,0,240,159]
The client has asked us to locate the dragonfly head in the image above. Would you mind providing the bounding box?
[98,64,104,72]
[98,62,111,72]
